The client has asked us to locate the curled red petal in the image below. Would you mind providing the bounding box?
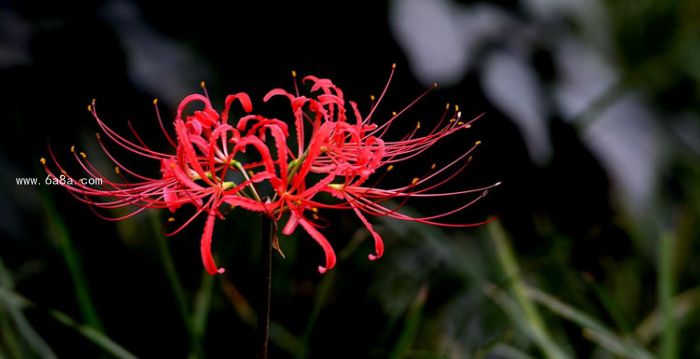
[298,217,336,274]
[201,211,225,275]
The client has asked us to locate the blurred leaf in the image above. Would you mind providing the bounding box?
[489,222,570,359]
[636,287,700,343]
[523,285,654,359]
[658,231,679,359]
[192,271,214,341]
[219,277,301,354]
[0,257,57,359]
[0,288,138,359]
[148,213,204,359]
[389,284,428,359]
[40,190,103,332]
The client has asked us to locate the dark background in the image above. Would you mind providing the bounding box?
[1,0,699,358]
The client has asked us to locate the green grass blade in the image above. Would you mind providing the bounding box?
[40,190,104,332]
[0,287,138,359]
[489,222,569,359]
[524,285,654,359]
[636,287,700,344]
[658,231,678,359]
[192,271,214,341]
[389,285,428,359]
[148,213,205,359]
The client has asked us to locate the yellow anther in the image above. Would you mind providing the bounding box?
[70,145,75,153]
[387,165,394,171]
[475,140,482,145]
[295,200,302,205]
[433,82,438,88]
[392,111,397,116]
[40,157,46,165]
[457,111,462,118]
[392,63,397,69]
[411,177,419,185]
[416,121,421,129]
[328,183,344,190]
[464,124,471,128]
[370,95,376,101]
[200,81,206,88]
[455,105,459,112]
[153,98,159,105]
[311,207,318,213]
[457,121,464,125]
[170,163,176,169]
[248,170,254,177]
[446,102,450,109]
[450,118,456,123]
[168,217,176,223]
[87,104,92,112]
[291,70,297,77]
[79,152,87,159]
[115,166,121,175]
[312,214,320,220]
[95,133,100,140]
[431,163,436,170]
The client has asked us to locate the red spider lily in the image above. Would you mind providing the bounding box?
[260,66,500,273]
[43,67,497,275]
[42,92,273,275]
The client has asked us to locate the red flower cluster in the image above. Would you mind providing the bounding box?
[42,67,498,274]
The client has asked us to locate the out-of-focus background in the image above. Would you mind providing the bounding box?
[1,0,699,358]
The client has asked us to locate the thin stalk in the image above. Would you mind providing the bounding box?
[258,215,273,359]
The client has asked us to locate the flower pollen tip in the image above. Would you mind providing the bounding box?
[318,266,327,274]
[312,214,319,220]
[431,163,436,170]
[411,177,419,185]
[70,145,75,153]
[370,95,376,101]
[391,62,397,69]
[446,102,450,109]
[391,111,397,116]
[311,207,318,213]
[115,166,120,174]
[95,133,100,140]
[495,181,503,186]
[40,157,46,165]
[387,165,394,172]
[455,105,459,112]
[200,81,206,88]
[416,121,421,129]
[368,253,380,261]
[475,140,482,146]
[168,217,176,222]
[217,268,225,274]
[79,152,87,159]
[153,98,158,105]
[433,82,438,88]
[291,70,297,78]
